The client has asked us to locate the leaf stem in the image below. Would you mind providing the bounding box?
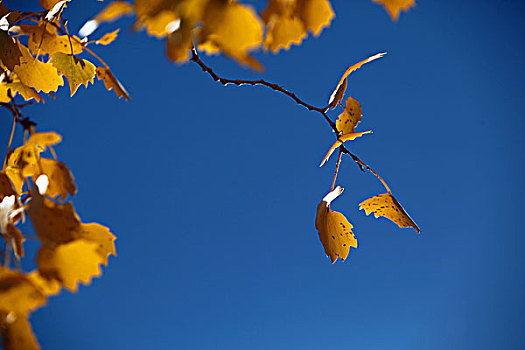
[330,148,343,191]
[2,93,18,172]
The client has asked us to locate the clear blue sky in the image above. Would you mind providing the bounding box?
[3,0,525,349]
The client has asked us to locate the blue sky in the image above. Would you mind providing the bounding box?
[2,0,525,349]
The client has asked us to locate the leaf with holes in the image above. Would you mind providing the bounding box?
[359,192,420,232]
[315,186,357,263]
[336,95,362,134]
[96,67,131,101]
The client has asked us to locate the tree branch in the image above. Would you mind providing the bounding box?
[190,47,338,133]
[340,145,391,193]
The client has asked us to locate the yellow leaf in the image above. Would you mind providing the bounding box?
[13,43,64,94]
[328,52,386,109]
[94,1,134,22]
[0,267,46,314]
[39,0,70,11]
[297,0,334,36]
[199,0,263,67]
[0,312,41,350]
[359,192,420,232]
[166,20,193,63]
[96,28,120,45]
[315,186,357,263]
[26,271,61,297]
[39,158,76,199]
[16,24,83,56]
[320,130,372,167]
[336,95,362,134]
[264,16,306,53]
[76,223,116,265]
[0,82,43,103]
[96,67,131,101]
[50,53,96,97]
[141,10,179,38]
[372,0,415,21]
[37,239,104,292]
[28,181,80,245]
[0,31,22,70]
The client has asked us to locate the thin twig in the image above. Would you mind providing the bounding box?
[190,47,337,133]
[2,94,18,171]
[340,145,391,193]
[330,148,343,191]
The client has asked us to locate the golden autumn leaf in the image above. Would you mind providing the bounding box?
[359,192,420,233]
[26,271,61,297]
[140,10,179,38]
[315,186,357,263]
[328,52,386,109]
[16,24,83,56]
[76,223,116,266]
[0,312,40,350]
[320,130,372,167]
[78,1,134,37]
[297,0,334,36]
[0,82,43,103]
[166,20,193,63]
[96,67,131,101]
[13,42,64,93]
[336,95,362,134]
[39,0,70,11]
[0,267,46,314]
[94,1,134,22]
[198,0,263,68]
[264,16,306,53]
[0,31,22,70]
[50,53,96,97]
[372,0,415,21]
[28,182,80,245]
[37,239,104,292]
[96,28,120,45]
[39,158,76,199]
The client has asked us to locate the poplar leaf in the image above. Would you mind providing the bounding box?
[37,239,104,292]
[166,20,193,63]
[50,53,96,97]
[0,82,43,103]
[315,186,357,263]
[264,16,306,53]
[336,95,362,134]
[13,43,64,93]
[0,267,46,314]
[320,130,372,167]
[328,52,386,108]
[93,1,134,22]
[297,0,334,36]
[96,67,131,101]
[28,183,80,245]
[76,223,116,265]
[26,271,61,297]
[0,312,40,350]
[17,24,83,55]
[198,0,263,68]
[39,0,71,11]
[372,0,415,21]
[141,10,179,38]
[96,28,119,45]
[39,158,76,199]
[359,192,420,233]
[0,31,21,70]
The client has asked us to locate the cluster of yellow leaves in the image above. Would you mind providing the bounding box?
[82,0,334,70]
[315,52,419,263]
[0,131,116,349]
[0,1,130,103]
